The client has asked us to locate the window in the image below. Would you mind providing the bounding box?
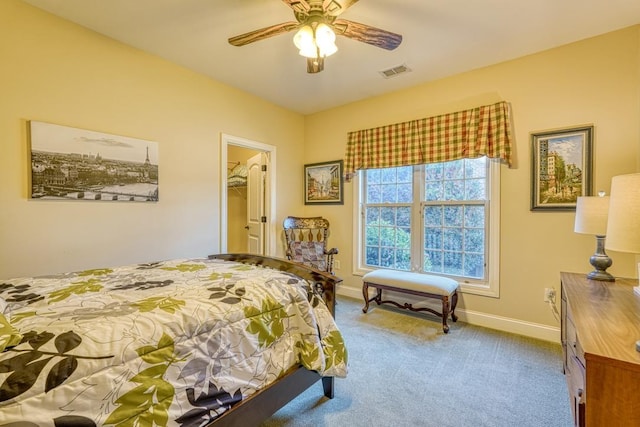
[356,157,500,297]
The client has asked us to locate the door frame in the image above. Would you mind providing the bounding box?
[220,133,277,256]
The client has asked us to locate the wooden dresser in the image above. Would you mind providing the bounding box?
[561,272,640,427]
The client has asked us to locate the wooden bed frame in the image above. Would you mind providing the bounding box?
[206,253,342,427]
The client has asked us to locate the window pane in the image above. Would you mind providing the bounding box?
[380,247,395,268]
[464,205,485,228]
[424,227,442,249]
[444,228,463,251]
[443,160,464,180]
[379,226,395,247]
[444,180,464,201]
[366,207,380,225]
[397,183,412,203]
[424,250,443,273]
[366,246,380,265]
[396,166,413,183]
[380,206,396,224]
[396,249,411,270]
[381,168,396,183]
[397,226,411,249]
[443,206,463,227]
[425,163,443,181]
[366,184,382,203]
[397,208,411,227]
[425,181,443,201]
[366,225,380,246]
[464,253,484,278]
[366,169,382,184]
[464,228,484,253]
[465,178,486,200]
[444,251,463,275]
[424,206,442,226]
[381,184,397,203]
[465,157,487,179]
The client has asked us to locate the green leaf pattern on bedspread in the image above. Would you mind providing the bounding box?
[0,258,348,426]
[134,297,186,314]
[244,297,289,348]
[48,279,103,303]
[104,333,177,426]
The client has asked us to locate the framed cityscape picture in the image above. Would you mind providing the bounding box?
[304,160,343,205]
[530,125,593,211]
[28,121,159,202]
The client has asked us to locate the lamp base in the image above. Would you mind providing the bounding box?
[587,236,614,281]
[587,269,615,282]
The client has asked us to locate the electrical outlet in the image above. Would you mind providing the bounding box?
[333,260,341,270]
[544,287,556,302]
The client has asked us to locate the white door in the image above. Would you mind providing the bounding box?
[246,152,267,255]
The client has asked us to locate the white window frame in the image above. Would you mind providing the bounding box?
[352,160,501,298]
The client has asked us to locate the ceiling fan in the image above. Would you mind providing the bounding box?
[228,0,402,73]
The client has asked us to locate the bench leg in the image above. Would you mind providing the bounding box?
[450,290,459,322]
[441,296,451,334]
[362,282,370,313]
[362,283,383,313]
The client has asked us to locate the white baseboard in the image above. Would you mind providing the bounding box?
[337,285,560,343]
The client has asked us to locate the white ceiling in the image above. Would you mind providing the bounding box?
[21,0,640,115]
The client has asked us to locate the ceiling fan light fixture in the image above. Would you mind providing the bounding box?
[293,23,337,59]
[293,25,314,51]
[315,23,337,57]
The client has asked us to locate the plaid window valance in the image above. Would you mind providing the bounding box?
[344,101,513,180]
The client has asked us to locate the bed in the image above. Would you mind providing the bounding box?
[0,253,347,426]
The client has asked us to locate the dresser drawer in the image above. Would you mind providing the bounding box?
[567,354,586,427]
[564,308,586,367]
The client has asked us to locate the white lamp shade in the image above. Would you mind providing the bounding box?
[315,23,338,57]
[605,173,640,253]
[293,25,315,57]
[574,195,610,235]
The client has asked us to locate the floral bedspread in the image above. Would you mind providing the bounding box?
[0,258,347,426]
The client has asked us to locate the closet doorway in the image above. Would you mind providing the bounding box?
[220,134,277,256]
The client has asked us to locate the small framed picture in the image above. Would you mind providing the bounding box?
[304,160,343,205]
[530,125,593,211]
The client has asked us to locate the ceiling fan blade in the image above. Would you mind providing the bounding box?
[228,22,300,47]
[323,0,359,16]
[333,19,402,50]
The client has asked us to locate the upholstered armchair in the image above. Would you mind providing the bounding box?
[283,216,338,274]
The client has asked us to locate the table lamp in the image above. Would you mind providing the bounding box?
[605,173,640,295]
[574,193,614,281]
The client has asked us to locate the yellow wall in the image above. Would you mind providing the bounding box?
[0,0,304,277]
[304,25,640,332]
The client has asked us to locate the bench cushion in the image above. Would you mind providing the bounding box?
[363,270,459,296]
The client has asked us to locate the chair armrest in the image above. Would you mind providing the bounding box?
[325,247,339,256]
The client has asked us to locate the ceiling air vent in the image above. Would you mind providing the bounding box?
[379,64,412,79]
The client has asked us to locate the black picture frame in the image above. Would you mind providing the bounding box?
[530,125,593,211]
[304,160,343,205]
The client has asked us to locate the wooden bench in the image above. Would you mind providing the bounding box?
[362,269,460,333]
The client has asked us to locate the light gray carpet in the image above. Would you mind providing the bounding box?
[261,296,573,427]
